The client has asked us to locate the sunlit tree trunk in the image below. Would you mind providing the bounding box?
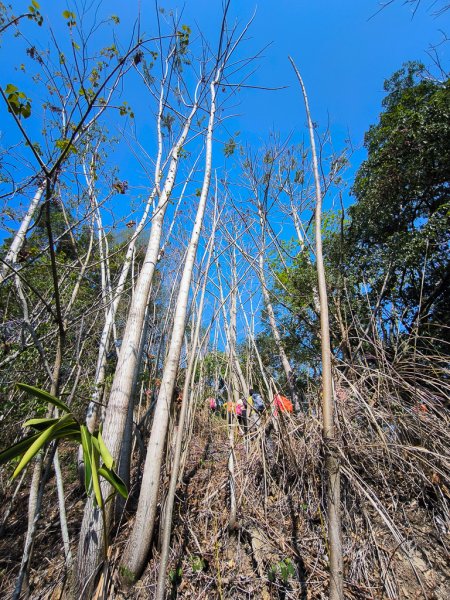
[227,250,239,529]
[155,200,218,599]
[120,66,220,582]
[75,99,199,597]
[0,183,45,283]
[290,56,343,600]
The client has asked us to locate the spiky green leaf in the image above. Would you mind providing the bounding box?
[98,467,128,500]
[17,383,71,413]
[0,432,41,466]
[80,425,93,495]
[13,413,73,478]
[97,429,114,470]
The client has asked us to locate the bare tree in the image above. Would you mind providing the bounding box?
[289,56,344,600]
[75,96,202,596]
[120,28,227,580]
[155,197,219,599]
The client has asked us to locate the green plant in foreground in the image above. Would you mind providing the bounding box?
[0,383,127,508]
[268,558,295,585]
[169,566,183,585]
[191,555,205,573]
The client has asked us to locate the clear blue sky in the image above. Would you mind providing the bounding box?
[141,1,447,150]
[1,1,447,173]
[0,1,447,232]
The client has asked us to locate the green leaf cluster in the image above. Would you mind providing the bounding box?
[346,63,450,339]
[268,558,295,584]
[4,83,32,119]
[62,10,76,28]
[28,1,43,26]
[0,383,128,506]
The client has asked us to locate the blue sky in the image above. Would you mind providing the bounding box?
[143,1,447,146]
[0,1,447,232]
[1,1,446,169]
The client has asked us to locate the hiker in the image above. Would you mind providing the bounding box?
[235,397,247,433]
[246,388,264,429]
[171,386,183,425]
[207,396,217,413]
[225,398,236,425]
[273,392,293,416]
[216,376,227,415]
[218,376,226,394]
[249,388,265,413]
[215,394,224,414]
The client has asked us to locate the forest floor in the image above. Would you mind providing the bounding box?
[0,391,449,599]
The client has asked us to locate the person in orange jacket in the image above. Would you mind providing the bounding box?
[273,393,293,416]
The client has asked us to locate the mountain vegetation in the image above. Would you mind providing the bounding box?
[0,2,448,599]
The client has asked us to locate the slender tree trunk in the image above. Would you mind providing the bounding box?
[238,290,272,402]
[216,257,247,399]
[227,257,239,529]
[1,183,45,283]
[14,180,67,600]
[257,221,298,409]
[289,56,343,600]
[120,70,220,583]
[54,448,73,567]
[155,205,217,599]
[75,102,199,598]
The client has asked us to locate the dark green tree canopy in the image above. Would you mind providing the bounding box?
[345,62,449,337]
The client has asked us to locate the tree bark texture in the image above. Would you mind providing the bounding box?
[289,56,343,600]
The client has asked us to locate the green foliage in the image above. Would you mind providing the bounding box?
[161,113,175,134]
[347,62,450,339]
[17,382,70,412]
[174,24,191,70]
[268,558,295,584]
[190,555,206,572]
[169,566,183,585]
[62,10,76,28]
[28,1,43,26]
[119,565,136,585]
[177,24,191,54]
[267,63,450,372]
[4,83,32,119]
[119,101,134,119]
[224,138,236,157]
[196,350,227,385]
[0,384,128,506]
[55,137,78,155]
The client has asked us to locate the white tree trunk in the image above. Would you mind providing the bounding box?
[75,103,199,597]
[289,56,343,600]
[155,204,217,599]
[120,72,219,582]
[1,183,45,283]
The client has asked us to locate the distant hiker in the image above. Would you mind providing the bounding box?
[273,393,293,416]
[215,394,224,413]
[172,386,181,405]
[175,387,183,407]
[236,397,247,432]
[249,388,265,412]
[225,399,236,424]
[208,397,217,412]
